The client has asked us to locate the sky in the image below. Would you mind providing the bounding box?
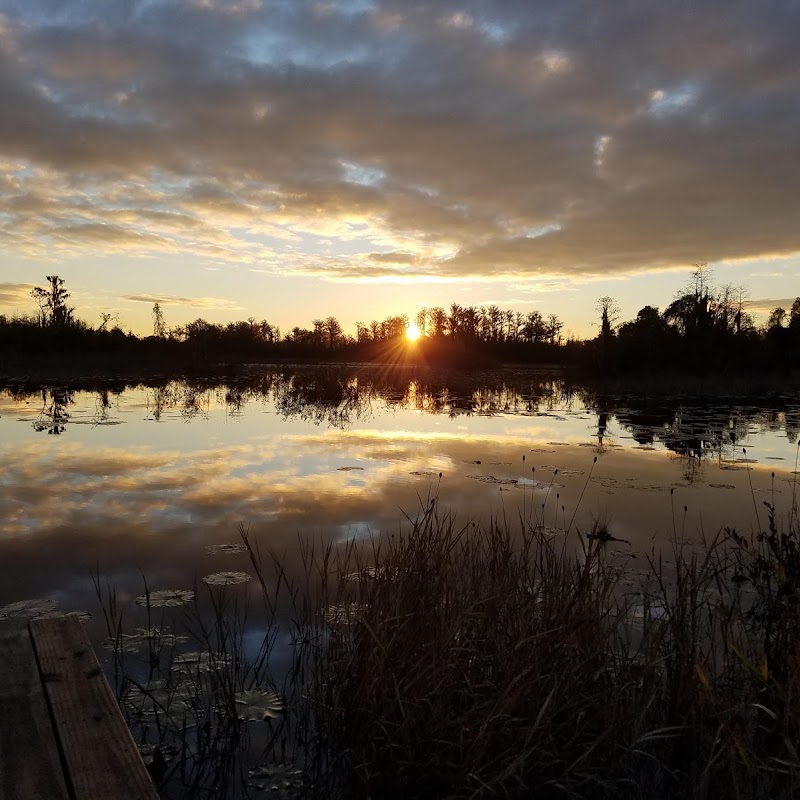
[1,0,799,338]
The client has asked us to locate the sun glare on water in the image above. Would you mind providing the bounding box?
[406,323,422,342]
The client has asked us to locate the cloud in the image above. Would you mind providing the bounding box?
[0,282,35,306]
[0,1,798,282]
[121,293,242,310]
[744,297,799,313]
[368,251,421,265]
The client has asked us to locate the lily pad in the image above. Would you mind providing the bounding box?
[171,651,232,673]
[131,626,188,645]
[0,598,59,620]
[205,543,247,555]
[136,589,195,608]
[203,571,251,586]
[103,627,187,653]
[233,689,285,722]
[467,474,518,486]
[247,763,306,796]
[124,679,199,723]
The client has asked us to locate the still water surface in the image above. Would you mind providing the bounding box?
[1,365,798,637]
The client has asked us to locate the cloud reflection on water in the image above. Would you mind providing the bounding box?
[0,369,798,633]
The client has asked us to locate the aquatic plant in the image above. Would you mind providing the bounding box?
[135,588,195,608]
[205,543,248,555]
[202,571,252,586]
[96,558,298,799]
[233,690,285,722]
[90,445,800,799]
[0,599,90,623]
[0,597,59,619]
[254,483,800,800]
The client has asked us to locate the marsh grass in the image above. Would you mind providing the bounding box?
[95,446,800,799]
[277,477,800,798]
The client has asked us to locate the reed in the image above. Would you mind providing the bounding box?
[96,462,800,799]
[278,493,800,799]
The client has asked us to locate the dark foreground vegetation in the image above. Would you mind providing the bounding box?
[301,495,800,799]
[2,266,799,375]
[93,462,800,799]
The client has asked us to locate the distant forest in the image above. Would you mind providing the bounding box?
[1,266,799,374]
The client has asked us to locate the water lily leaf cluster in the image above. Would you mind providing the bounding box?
[205,543,247,555]
[233,689,285,722]
[0,598,59,619]
[135,589,195,608]
[247,763,306,796]
[124,679,200,724]
[171,650,233,673]
[202,571,252,586]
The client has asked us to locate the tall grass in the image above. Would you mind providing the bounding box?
[256,492,800,799]
[96,463,800,798]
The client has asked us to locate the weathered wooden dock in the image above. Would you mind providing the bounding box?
[0,617,158,800]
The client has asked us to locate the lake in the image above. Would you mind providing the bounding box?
[1,365,799,793]
[1,365,798,628]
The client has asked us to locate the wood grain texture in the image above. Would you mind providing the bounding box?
[29,617,159,800]
[0,621,69,800]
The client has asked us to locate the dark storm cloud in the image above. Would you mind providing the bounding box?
[0,0,798,279]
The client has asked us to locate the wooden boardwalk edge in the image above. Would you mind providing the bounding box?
[0,622,69,800]
[29,617,159,800]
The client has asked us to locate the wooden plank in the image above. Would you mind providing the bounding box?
[0,620,70,800]
[29,617,159,800]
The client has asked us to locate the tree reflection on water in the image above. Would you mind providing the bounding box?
[32,388,73,435]
[5,367,799,468]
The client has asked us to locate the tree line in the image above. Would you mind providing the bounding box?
[0,276,570,366]
[1,268,798,373]
[597,265,800,373]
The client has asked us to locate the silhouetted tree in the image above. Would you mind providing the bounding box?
[429,307,448,338]
[324,316,343,348]
[546,314,563,345]
[522,311,545,343]
[152,303,167,338]
[616,306,675,369]
[790,298,800,330]
[355,321,371,343]
[732,286,753,337]
[768,307,787,330]
[462,306,480,339]
[664,263,713,338]
[31,275,73,328]
[312,319,327,347]
[415,308,427,337]
[448,304,461,338]
[595,295,620,368]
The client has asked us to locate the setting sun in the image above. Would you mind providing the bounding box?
[406,323,422,342]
